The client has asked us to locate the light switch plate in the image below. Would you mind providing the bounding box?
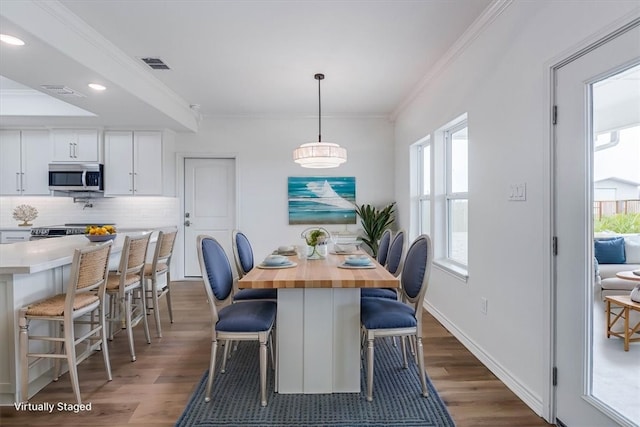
[508,183,526,201]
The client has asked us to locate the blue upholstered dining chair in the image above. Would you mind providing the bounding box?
[361,229,405,300]
[385,229,406,278]
[197,235,277,407]
[376,228,392,266]
[231,230,277,302]
[360,234,433,402]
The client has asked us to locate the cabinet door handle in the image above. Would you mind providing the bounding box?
[16,172,20,192]
[73,142,78,158]
[129,172,133,193]
[20,172,24,192]
[69,142,73,158]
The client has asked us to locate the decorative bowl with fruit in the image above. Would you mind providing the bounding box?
[85,225,117,242]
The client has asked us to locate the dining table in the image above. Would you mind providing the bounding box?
[238,250,399,394]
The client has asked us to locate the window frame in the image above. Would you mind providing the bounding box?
[417,137,431,237]
[444,120,468,269]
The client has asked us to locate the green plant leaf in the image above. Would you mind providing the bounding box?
[355,202,396,256]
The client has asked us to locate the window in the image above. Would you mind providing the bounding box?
[445,122,468,266]
[417,139,431,236]
[410,114,468,279]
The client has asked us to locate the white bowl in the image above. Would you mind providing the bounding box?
[278,245,295,253]
[264,254,288,266]
[345,255,371,266]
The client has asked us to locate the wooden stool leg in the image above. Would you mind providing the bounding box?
[624,306,630,351]
[606,300,611,338]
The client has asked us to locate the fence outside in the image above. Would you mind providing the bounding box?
[593,199,640,220]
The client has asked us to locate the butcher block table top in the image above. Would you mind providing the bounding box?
[238,253,399,289]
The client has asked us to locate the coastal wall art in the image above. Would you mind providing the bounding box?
[288,176,356,224]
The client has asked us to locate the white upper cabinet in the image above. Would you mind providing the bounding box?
[0,130,51,196]
[104,131,162,196]
[51,129,99,162]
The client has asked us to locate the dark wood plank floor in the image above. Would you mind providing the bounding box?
[0,281,550,426]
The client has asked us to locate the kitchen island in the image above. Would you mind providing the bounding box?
[0,232,153,405]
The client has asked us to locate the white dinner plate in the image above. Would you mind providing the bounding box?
[257,261,297,269]
[338,263,376,269]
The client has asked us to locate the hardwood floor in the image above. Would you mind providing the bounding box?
[0,281,550,427]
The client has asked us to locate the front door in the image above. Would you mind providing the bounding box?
[554,21,639,426]
[183,157,236,277]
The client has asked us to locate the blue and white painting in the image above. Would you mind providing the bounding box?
[288,177,356,224]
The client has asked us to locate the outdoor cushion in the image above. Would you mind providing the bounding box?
[624,235,640,264]
[594,237,626,264]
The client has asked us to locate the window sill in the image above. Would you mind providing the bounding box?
[433,259,469,283]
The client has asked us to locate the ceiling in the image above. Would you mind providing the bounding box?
[0,0,493,132]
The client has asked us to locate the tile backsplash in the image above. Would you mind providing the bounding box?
[0,196,179,229]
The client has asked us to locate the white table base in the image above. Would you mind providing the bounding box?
[276,288,361,393]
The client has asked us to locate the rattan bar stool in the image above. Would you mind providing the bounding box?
[106,233,151,361]
[144,228,178,338]
[18,242,113,404]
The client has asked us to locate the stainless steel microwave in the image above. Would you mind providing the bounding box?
[48,163,104,192]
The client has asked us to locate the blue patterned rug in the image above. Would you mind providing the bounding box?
[175,339,455,427]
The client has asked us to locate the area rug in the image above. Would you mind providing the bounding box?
[175,339,455,427]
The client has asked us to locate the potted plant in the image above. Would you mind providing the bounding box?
[355,202,396,257]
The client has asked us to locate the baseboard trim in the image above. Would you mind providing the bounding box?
[423,300,545,417]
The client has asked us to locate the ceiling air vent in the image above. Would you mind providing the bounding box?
[140,57,171,70]
[40,85,86,98]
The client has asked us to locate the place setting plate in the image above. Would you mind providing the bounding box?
[330,244,359,255]
[338,255,376,269]
[272,245,297,256]
[257,254,297,269]
[338,263,376,269]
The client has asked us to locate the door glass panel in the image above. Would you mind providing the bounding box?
[591,64,640,423]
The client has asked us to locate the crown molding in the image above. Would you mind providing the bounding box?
[390,0,513,120]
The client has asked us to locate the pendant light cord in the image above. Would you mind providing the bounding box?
[317,75,322,143]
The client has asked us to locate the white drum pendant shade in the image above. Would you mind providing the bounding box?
[293,142,347,168]
[293,73,347,168]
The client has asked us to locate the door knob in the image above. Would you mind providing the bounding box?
[184,220,191,227]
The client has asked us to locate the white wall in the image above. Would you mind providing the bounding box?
[172,116,395,259]
[393,0,639,418]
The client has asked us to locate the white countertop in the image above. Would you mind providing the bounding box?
[0,232,153,275]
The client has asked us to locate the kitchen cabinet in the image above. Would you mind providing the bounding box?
[0,130,51,196]
[0,230,31,244]
[51,129,99,162]
[104,131,163,196]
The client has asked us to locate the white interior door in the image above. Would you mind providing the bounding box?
[183,158,236,277]
[554,22,639,427]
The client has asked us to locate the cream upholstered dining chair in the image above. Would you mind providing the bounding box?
[106,233,151,362]
[144,228,178,338]
[360,234,433,401]
[197,235,277,407]
[18,242,113,404]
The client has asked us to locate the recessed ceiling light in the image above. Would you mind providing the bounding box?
[0,34,25,46]
[88,83,106,91]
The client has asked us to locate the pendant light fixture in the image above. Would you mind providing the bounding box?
[293,73,347,168]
